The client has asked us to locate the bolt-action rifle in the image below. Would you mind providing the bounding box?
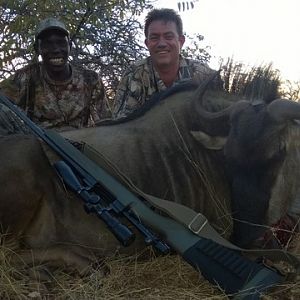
[0,92,290,299]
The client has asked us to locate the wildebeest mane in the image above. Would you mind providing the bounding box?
[227,64,281,104]
[96,80,199,126]
[243,76,280,103]
[0,103,31,135]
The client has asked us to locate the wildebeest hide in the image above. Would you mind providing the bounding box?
[62,83,234,234]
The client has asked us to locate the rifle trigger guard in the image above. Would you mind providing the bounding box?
[188,213,208,235]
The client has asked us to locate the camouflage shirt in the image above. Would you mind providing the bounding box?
[0,62,111,130]
[113,56,215,118]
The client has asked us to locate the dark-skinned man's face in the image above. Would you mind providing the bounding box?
[38,30,70,75]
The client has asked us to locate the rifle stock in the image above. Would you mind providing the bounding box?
[0,92,285,299]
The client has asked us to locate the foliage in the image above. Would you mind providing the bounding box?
[281,80,300,102]
[177,1,199,12]
[182,33,211,63]
[0,0,151,97]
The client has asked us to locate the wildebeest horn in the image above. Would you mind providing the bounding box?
[267,98,300,122]
[193,70,220,100]
[194,70,234,120]
[192,70,234,136]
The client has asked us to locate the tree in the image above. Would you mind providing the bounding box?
[281,80,300,102]
[0,0,151,96]
[177,1,199,12]
[181,33,211,63]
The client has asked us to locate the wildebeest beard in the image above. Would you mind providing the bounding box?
[228,149,285,247]
[225,103,287,247]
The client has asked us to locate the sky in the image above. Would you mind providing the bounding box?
[151,0,300,82]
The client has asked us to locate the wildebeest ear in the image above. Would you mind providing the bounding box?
[190,130,227,150]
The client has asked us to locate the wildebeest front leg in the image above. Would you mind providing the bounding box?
[229,169,270,247]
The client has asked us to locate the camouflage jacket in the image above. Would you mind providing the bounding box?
[0,62,111,130]
[113,56,216,118]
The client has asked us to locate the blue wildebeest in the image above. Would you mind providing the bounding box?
[0,74,299,276]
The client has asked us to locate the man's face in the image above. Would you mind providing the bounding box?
[145,20,185,69]
[38,30,70,73]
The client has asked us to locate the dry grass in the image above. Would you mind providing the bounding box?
[1,236,300,300]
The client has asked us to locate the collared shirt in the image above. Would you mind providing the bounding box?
[0,62,111,130]
[113,56,216,118]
